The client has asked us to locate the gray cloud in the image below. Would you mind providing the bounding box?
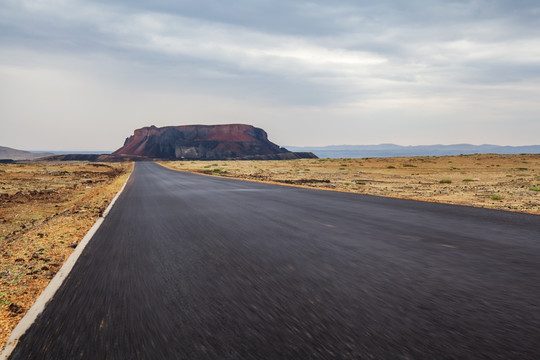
[1,0,540,149]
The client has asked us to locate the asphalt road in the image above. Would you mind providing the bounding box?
[9,162,540,359]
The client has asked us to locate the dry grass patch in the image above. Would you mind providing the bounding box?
[0,161,132,350]
[160,154,540,214]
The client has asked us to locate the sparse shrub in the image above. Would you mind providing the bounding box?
[212,168,227,176]
[203,165,212,168]
[344,182,350,185]
[439,179,452,184]
[530,187,540,192]
[0,293,11,308]
[387,165,395,169]
[356,181,366,185]
[339,168,346,170]
[491,195,504,200]
[462,179,476,182]
[402,164,416,167]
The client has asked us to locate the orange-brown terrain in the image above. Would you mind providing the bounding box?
[161,153,540,214]
[0,162,132,350]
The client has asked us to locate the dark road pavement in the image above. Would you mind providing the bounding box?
[10,162,540,359]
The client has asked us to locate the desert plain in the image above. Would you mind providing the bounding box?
[161,153,540,214]
[0,162,131,349]
[1,153,539,351]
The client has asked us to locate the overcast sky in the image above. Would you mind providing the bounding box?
[1,0,539,151]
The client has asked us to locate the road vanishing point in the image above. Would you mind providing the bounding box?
[9,162,540,359]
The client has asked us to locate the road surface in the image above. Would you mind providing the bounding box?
[9,162,540,359]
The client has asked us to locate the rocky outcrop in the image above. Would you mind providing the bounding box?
[113,124,317,160]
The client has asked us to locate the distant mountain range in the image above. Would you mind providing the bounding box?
[286,144,540,158]
[0,146,54,161]
[0,146,113,161]
[3,143,539,161]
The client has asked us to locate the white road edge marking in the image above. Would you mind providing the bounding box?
[0,167,133,360]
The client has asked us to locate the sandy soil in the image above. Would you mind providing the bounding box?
[0,162,132,350]
[160,153,540,214]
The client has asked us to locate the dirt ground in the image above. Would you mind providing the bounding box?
[160,153,540,214]
[0,162,132,350]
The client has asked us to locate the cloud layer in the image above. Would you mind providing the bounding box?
[1,0,539,149]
